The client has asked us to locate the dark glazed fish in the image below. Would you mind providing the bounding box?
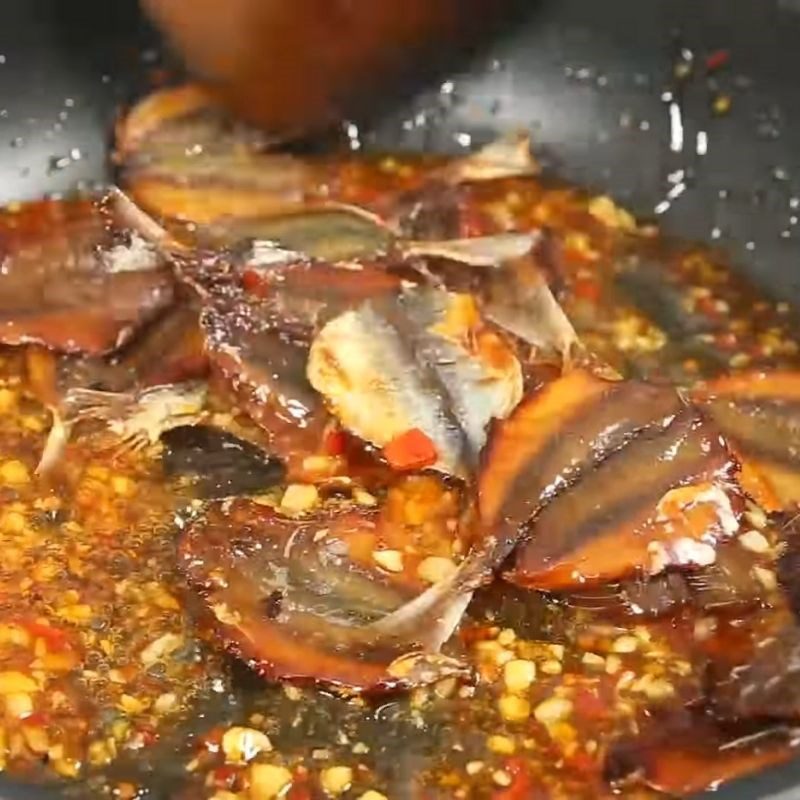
[478,370,681,529]
[509,411,741,590]
[709,622,800,721]
[109,298,208,388]
[231,259,406,333]
[476,369,741,591]
[696,529,800,723]
[116,84,322,224]
[117,85,542,239]
[200,300,328,466]
[606,715,794,796]
[0,199,174,355]
[694,370,800,510]
[178,491,471,693]
[569,538,770,617]
[200,206,394,263]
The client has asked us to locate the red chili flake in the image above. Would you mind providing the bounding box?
[492,757,546,800]
[573,688,609,721]
[138,726,159,747]
[323,429,347,457]
[573,278,601,304]
[199,726,225,750]
[241,269,269,297]
[696,296,721,317]
[210,764,240,790]
[458,203,493,238]
[714,331,738,350]
[459,625,498,646]
[562,245,597,266]
[343,181,385,209]
[383,428,438,471]
[706,49,731,72]
[22,711,49,727]
[286,774,314,800]
[23,620,69,650]
[566,750,599,775]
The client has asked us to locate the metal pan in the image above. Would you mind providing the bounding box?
[0,0,798,796]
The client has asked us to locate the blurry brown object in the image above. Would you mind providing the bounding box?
[142,0,508,137]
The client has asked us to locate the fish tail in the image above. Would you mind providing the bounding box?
[35,408,72,475]
[368,536,502,652]
[63,388,134,423]
[105,187,186,255]
[112,429,151,457]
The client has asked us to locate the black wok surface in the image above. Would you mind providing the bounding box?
[0,0,798,797]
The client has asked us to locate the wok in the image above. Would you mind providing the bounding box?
[0,0,798,797]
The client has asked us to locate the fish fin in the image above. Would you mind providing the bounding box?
[36,387,137,474]
[105,187,187,255]
[321,201,400,236]
[36,409,71,475]
[114,429,152,456]
[487,261,580,365]
[400,233,539,267]
[63,387,134,423]
[443,131,540,183]
[367,583,473,652]
[386,651,472,684]
[396,234,580,367]
[368,535,506,651]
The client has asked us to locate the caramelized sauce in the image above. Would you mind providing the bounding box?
[0,133,799,799]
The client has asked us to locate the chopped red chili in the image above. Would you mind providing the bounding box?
[241,269,269,297]
[492,757,545,800]
[706,49,731,72]
[323,429,347,457]
[23,620,70,650]
[573,278,601,304]
[383,428,438,471]
[210,764,239,790]
[573,688,610,721]
[459,204,493,238]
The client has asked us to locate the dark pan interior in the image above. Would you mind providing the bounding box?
[0,0,799,797]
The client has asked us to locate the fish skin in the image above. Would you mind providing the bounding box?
[400,232,539,267]
[367,531,515,652]
[0,195,175,357]
[309,300,467,475]
[693,371,800,511]
[201,205,394,263]
[179,496,472,693]
[439,131,540,184]
[307,287,523,478]
[484,259,579,361]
